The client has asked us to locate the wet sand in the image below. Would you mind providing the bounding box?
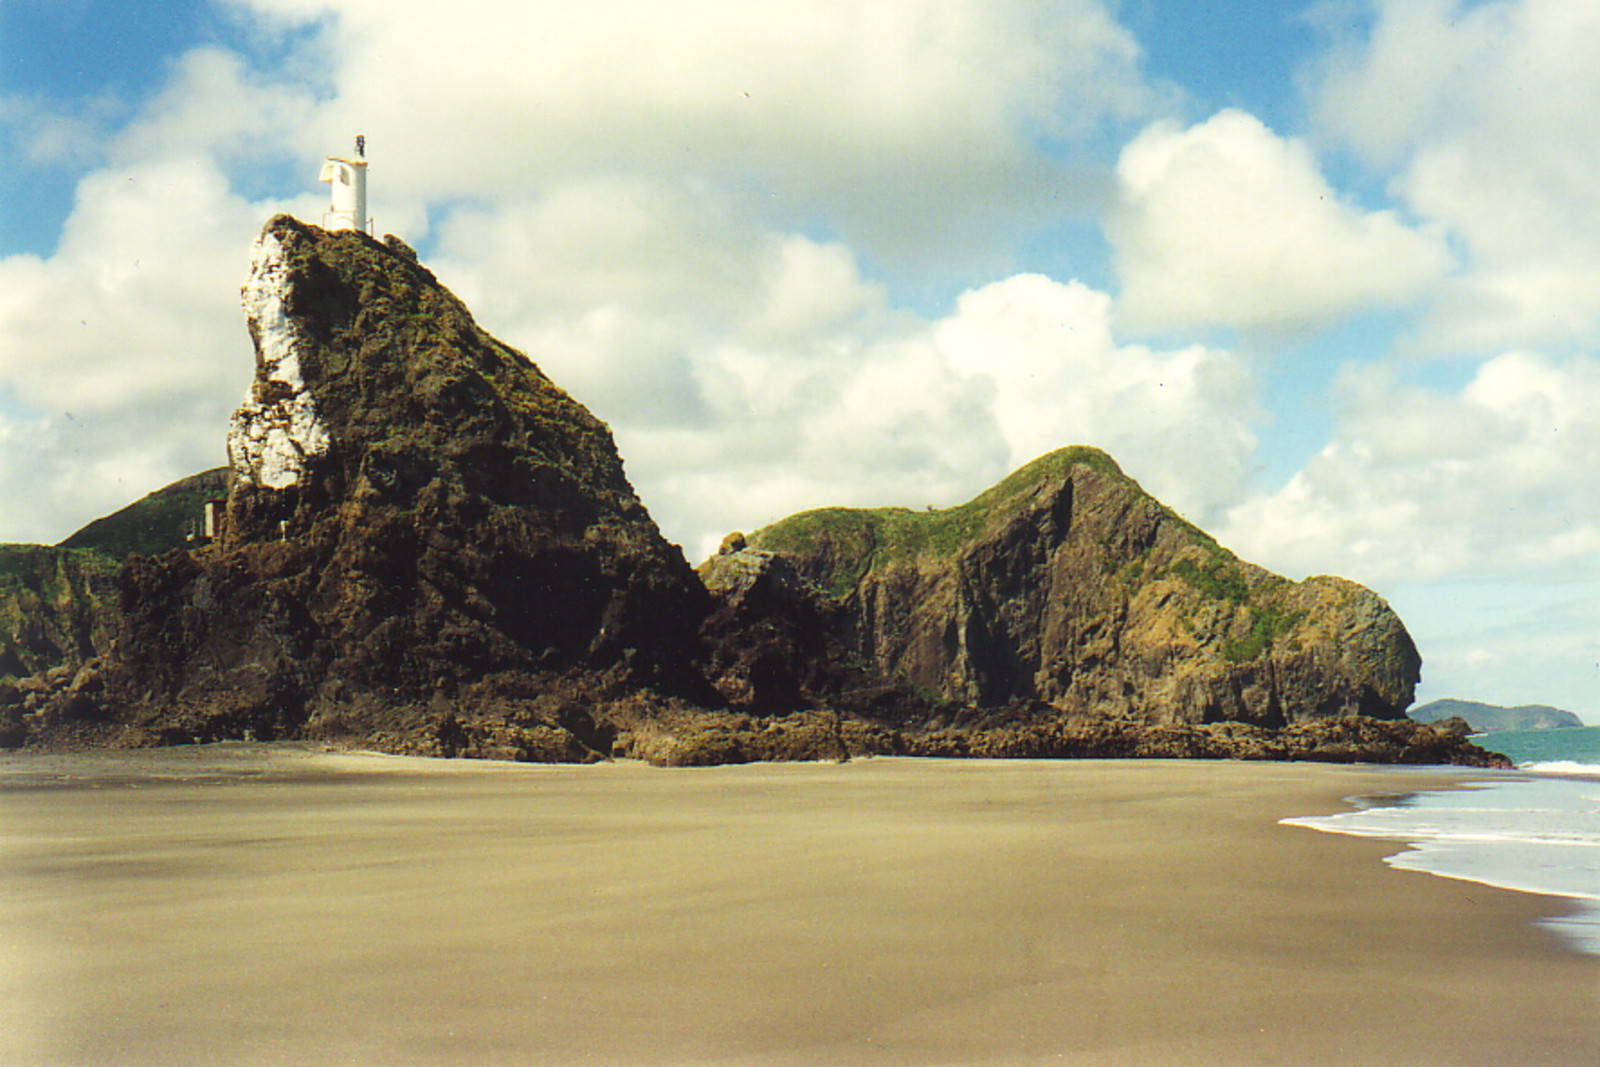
[1,747,1595,1066]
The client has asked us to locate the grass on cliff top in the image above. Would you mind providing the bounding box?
[748,447,1302,664]
[750,447,1180,595]
[59,468,229,559]
[752,445,1225,558]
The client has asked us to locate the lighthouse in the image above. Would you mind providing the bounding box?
[319,136,369,233]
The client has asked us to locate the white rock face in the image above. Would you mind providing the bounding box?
[228,230,330,489]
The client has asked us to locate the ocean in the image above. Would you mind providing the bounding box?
[1284,724,1600,957]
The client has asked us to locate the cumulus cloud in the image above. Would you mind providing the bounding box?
[224,0,1154,265]
[1220,351,1600,587]
[931,274,1256,518]
[1108,109,1452,332]
[109,47,318,169]
[0,0,1180,544]
[0,45,333,541]
[1310,0,1600,351]
[645,270,1256,559]
[0,156,268,539]
[433,187,1253,558]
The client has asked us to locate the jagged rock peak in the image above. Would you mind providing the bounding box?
[216,215,654,544]
[17,214,711,755]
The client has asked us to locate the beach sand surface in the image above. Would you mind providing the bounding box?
[1,748,1594,1066]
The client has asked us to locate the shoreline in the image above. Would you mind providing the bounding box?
[2,750,1594,1066]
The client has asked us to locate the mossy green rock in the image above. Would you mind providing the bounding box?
[0,546,119,682]
[745,448,1421,727]
[60,468,231,559]
[0,469,231,686]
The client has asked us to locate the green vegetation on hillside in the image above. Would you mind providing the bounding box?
[60,468,230,559]
[1221,601,1305,663]
[1409,698,1584,732]
[752,448,1127,589]
[1167,555,1248,603]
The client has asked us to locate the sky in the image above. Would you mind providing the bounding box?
[1,0,1597,721]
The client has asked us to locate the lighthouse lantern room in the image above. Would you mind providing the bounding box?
[319,135,370,233]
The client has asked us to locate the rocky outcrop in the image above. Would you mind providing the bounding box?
[20,215,711,756]
[0,546,119,683]
[583,706,1507,768]
[697,534,939,723]
[1,214,1506,769]
[739,448,1422,729]
[1410,698,1585,732]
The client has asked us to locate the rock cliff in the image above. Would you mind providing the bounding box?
[21,216,711,756]
[3,215,1506,768]
[0,546,118,684]
[729,448,1421,728]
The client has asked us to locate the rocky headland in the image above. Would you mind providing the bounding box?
[0,216,1507,767]
[1410,698,1584,733]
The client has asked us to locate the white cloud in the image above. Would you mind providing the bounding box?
[109,47,318,169]
[224,0,1154,265]
[1220,351,1600,587]
[932,274,1256,520]
[435,186,1254,558]
[0,48,331,541]
[0,158,257,412]
[0,156,268,539]
[1311,0,1600,351]
[1108,109,1451,332]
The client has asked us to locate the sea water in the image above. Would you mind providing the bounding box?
[1284,725,1600,957]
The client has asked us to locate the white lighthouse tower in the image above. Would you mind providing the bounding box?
[318,136,369,233]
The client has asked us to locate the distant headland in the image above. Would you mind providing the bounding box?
[1409,698,1584,733]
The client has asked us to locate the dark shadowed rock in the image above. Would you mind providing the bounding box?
[24,215,712,755]
[697,541,941,724]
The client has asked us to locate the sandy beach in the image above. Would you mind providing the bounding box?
[1,748,1595,1066]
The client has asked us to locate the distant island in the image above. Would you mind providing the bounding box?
[1409,699,1584,733]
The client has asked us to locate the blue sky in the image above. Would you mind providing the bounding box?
[1,0,1596,719]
